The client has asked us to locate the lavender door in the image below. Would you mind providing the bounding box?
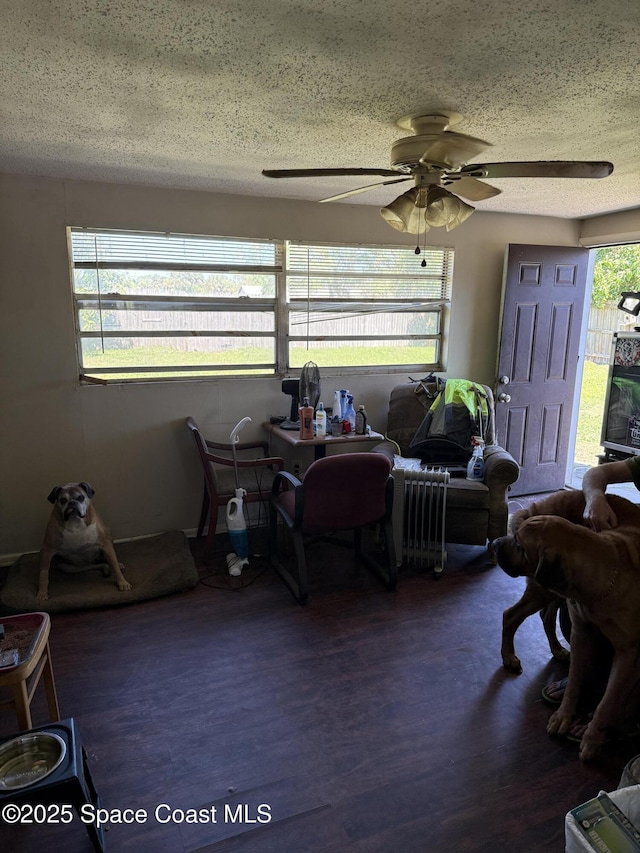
[495,244,591,496]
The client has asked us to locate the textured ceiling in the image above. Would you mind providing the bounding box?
[2,0,640,220]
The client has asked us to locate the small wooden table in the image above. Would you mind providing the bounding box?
[0,612,60,731]
[263,421,385,460]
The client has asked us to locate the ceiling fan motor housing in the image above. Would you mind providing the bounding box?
[391,135,453,171]
[390,114,492,172]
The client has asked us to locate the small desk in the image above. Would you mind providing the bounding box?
[263,421,385,460]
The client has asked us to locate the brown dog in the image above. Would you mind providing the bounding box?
[500,493,584,673]
[493,489,640,760]
[38,482,132,601]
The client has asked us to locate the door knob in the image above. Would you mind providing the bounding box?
[499,375,510,384]
[497,393,511,403]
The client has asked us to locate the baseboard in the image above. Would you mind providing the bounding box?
[0,522,275,568]
[0,551,28,569]
[0,527,202,569]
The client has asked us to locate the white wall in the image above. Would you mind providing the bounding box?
[580,208,640,247]
[0,172,583,561]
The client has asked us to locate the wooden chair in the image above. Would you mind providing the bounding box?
[0,612,60,731]
[186,417,284,555]
[269,452,397,604]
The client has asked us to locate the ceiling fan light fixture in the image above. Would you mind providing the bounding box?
[380,184,474,234]
[379,187,427,233]
[424,185,475,230]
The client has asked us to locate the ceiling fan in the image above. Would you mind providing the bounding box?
[262,112,614,234]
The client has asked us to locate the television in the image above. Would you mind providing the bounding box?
[601,332,640,457]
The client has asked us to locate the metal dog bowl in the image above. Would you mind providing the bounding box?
[0,732,67,790]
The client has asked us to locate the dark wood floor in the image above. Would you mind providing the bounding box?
[1,523,637,853]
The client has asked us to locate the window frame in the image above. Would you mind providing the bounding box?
[68,227,452,384]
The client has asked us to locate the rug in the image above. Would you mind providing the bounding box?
[0,530,199,614]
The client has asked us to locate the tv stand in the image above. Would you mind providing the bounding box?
[597,448,639,465]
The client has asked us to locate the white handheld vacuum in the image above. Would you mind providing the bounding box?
[226,416,251,577]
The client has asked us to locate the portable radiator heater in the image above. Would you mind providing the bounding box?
[391,466,450,575]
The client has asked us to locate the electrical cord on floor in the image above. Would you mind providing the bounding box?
[199,551,270,592]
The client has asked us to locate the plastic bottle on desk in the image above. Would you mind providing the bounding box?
[355,405,368,435]
[299,396,314,439]
[344,395,356,433]
[315,402,327,437]
[333,390,342,421]
[339,389,349,419]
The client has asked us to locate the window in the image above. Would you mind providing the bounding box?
[69,228,453,383]
[70,229,281,381]
[286,241,451,373]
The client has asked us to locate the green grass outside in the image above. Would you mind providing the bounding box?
[575,359,609,465]
[289,344,435,368]
[82,343,436,380]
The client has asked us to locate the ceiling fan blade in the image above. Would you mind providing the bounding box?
[319,177,412,203]
[262,167,400,179]
[459,161,614,180]
[441,175,501,201]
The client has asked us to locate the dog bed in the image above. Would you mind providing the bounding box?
[0,530,199,614]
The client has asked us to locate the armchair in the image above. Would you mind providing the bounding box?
[373,381,520,551]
